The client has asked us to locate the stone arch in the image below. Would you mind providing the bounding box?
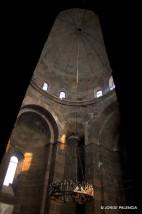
[98,101,120,147]
[18,104,59,142]
[7,105,59,214]
[87,101,119,146]
[83,102,120,213]
[96,102,125,207]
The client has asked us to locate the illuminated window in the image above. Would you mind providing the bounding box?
[22,153,33,172]
[109,76,115,90]
[110,82,115,90]
[96,90,102,98]
[42,82,48,91]
[59,91,66,100]
[3,156,18,186]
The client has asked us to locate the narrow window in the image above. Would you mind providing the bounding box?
[59,91,66,100]
[96,90,102,98]
[109,76,115,90]
[3,156,18,186]
[42,82,48,91]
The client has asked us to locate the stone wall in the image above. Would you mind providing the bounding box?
[0,80,125,214]
[0,7,126,213]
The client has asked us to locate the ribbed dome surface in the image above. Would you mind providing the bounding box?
[33,8,112,101]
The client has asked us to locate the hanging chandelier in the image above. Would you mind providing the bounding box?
[48,112,95,204]
[48,179,95,204]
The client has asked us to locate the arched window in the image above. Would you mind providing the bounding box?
[96,90,102,98]
[59,91,66,100]
[109,76,115,90]
[3,156,18,186]
[42,82,48,91]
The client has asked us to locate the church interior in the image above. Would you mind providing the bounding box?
[0,1,141,214]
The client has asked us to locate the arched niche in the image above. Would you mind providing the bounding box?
[97,108,125,207]
[12,111,51,149]
[8,105,59,214]
[99,103,120,149]
[17,104,59,142]
[84,102,126,213]
[86,102,119,146]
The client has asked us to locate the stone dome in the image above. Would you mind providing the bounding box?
[33,8,112,101]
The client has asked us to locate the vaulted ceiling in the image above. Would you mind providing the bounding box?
[33,8,112,101]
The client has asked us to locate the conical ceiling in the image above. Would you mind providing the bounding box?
[33,8,112,101]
